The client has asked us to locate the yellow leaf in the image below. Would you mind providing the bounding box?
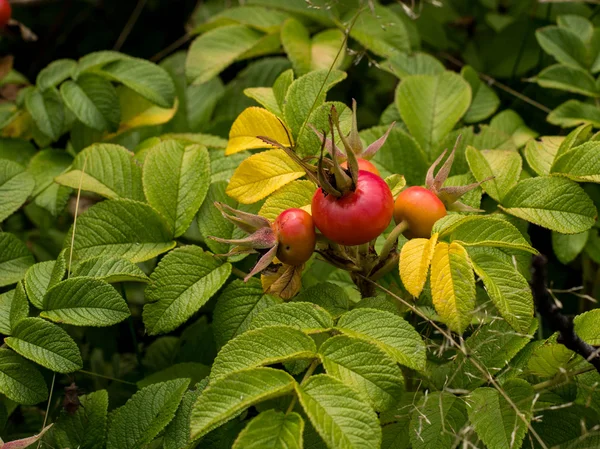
[430,242,475,334]
[2,109,34,140]
[399,233,438,297]
[225,106,293,155]
[105,87,178,139]
[259,180,316,220]
[226,149,305,204]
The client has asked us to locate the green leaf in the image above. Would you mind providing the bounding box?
[143,141,210,237]
[527,338,572,378]
[71,256,149,283]
[41,277,130,327]
[94,57,175,108]
[348,6,409,58]
[0,159,35,222]
[60,74,120,132]
[319,335,404,412]
[258,180,315,221]
[559,14,594,42]
[249,302,333,333]
[209,149,249,183]
[107,378,190,449]
[465,146,521,202]
[382,52,445,79]
[55,143,144,201]
[0,348,48,405]
[24,260,65,309]
[396,71,471,155]
[27,148,72,197]
[499,176,597,234]
[163,384,207,449]
[489,109,538,148]
[244,87,281,116]
[143,246,231,335]
[273,69,294,111]
[0,233,34,287]
[36,59,77,90]
[190,367,296,441]
[336,308,426,372]
[523,136,563,176]
[552,231,589,264]
[196,5,290,33]
[536,26,587,69]
[434,319,536,391]
[233,410,304,449]
[555,124,593,160]
[137,363,210,389]
[52,390,109,449]
[213,279,280,349]
[442,216,536,253]
[468,379,534,449]
[76,50,130,74]
[552,141,600,183]
[296,373,381,449]
[0,138,37,166]
[547,100,600,128]
[360,125,429,187]
[409,392,467,449]
[66,199,175,262]
[468,247,534,333]
[461,65,500,123]
[283,69,346,137]
[574,309,600,345]
[210,325,316,380]
[24,87,64,141]
[0,282,28,336]
[281,19,344,76]
[186,25,263,85]
[294,282,350,319]
[533,64,599,97]
[5,317,82,373]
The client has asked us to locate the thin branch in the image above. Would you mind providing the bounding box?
[531,254,600,374]
[114,0,148,51]
[150,33,192,62]
[439,52,552,114]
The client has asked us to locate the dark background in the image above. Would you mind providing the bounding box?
[3,0,197,78]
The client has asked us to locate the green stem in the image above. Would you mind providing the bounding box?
[378,221,408,262]
[78,369,137,386]
[121,284,145,376]
[370,252,399,281]
[286,359,320,414]
[231,266,249,280]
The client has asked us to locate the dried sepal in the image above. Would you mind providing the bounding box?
[347,99,364,155]
[309,124,345,159]
[214,202,270,234]
[208,227,277,250]
[261,262,304,300]
[245,245,279,282]
[362,121,395,159]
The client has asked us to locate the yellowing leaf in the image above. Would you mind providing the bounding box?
[399,233,438,297]
[2,110,34,140]
[226,107,293,155]
[226,149,305,204]
[430,242,475,334]
[259,180,316,221]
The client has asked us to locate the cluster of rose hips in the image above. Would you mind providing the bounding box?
[213,102,482,283]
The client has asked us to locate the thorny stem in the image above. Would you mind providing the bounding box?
[378,221,408,263]
[532,366,596,392]
[286,359,320,414]
[532,255,600,374]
